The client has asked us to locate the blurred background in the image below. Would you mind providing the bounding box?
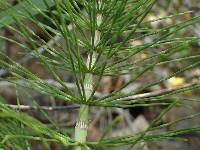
[0,0,200,149]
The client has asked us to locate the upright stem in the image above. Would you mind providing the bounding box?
[74,73,92,150]
[74,3,102,149]
[74,105,89,149]
[74,29,100,150]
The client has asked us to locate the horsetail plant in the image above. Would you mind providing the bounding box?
[0,0,200,149]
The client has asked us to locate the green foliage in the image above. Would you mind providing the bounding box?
[0,0,55,28]
[0,102,76,149]
[0,0,200,149]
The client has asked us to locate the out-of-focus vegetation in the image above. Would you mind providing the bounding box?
[0,0,200,150]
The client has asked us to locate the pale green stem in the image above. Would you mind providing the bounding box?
[74,9,103,150]
[74,73,92,150]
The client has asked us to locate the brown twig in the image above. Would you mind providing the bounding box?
[115,82,200,101]
[6,104,79,111]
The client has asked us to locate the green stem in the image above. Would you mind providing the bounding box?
[74,5,102,148]
[74,105,89,150]
[75,73,93,150]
